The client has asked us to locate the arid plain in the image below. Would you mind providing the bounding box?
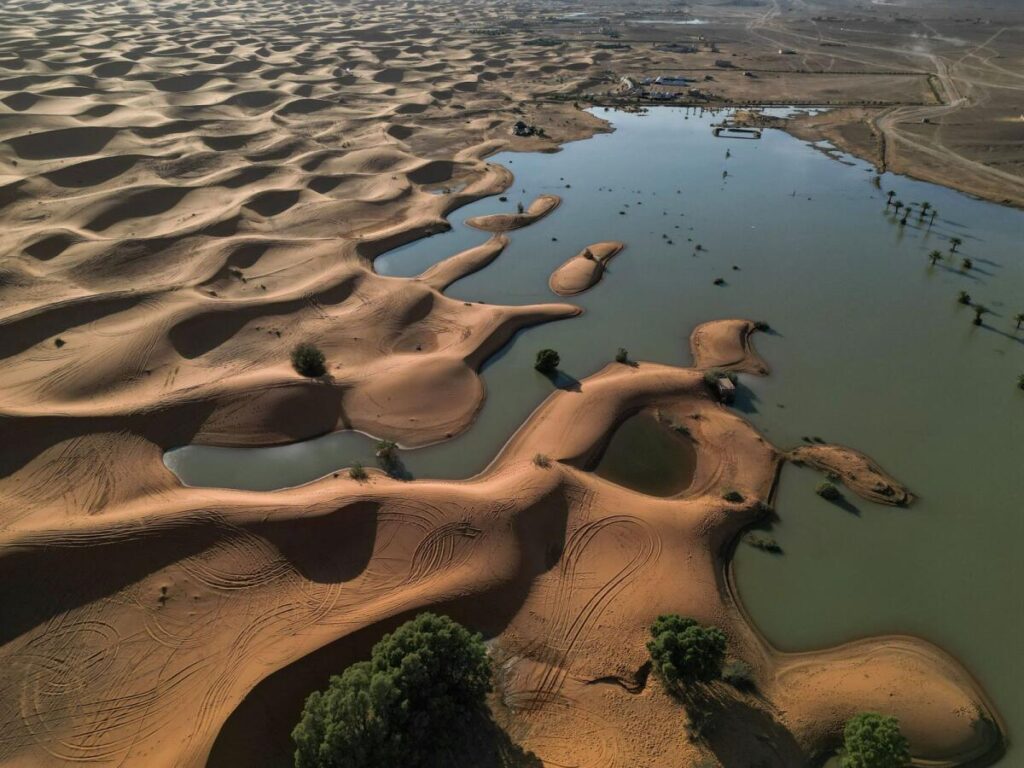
[0,0,1021,766]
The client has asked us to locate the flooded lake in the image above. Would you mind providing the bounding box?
[165,106,1024,758]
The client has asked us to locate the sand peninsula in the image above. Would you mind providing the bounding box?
[549,241,625,296]
[0,0,1015,766]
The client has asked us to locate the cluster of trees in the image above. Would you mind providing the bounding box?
[293,613,492,768]
[292,611,912,768]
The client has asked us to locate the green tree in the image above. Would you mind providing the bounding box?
[292,343,327,377]
[292,613,492,768]
[816,481,841,501]
[647,615,726,687]
[535,348,560,375]
[840,713,910,768]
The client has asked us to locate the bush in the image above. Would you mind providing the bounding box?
[744,533,781,554]
[349,462,368,481]
[376,440,399,472]
[534,348,560,375]
[615,347,629,364]
[292,613,491,768]
[753,320,770,332]
[816,481,841,501]
[647,615,726,687]
[840,713,910,768]
[532,453,551,468]
[291,342,327,377]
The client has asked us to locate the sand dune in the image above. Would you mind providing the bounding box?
[0,0,1008,766]
[0,323,1002,768]
[549,241,625,296]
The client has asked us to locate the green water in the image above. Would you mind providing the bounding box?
[591,411,697,497]
[165,107,1024,758]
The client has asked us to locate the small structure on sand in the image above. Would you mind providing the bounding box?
[512,120,540,137]
[715,377,736,404]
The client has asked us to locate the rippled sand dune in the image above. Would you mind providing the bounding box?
[0,1,1009,767]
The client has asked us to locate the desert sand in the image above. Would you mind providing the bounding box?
[0,0,1014,766]
[549,241,624,296]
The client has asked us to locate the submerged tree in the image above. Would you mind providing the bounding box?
[961,257,973,271]
[885,190,896,207]
[973,305,988,326]
[534,348,560,375]
[840,713,910,768]
[1014,312,1023,330]
[957,291,971,306]
[949,236,962,253]
[1018,373,1024,391]
[919,201,931,220]
[292,613,492,768]
[928,250,942,266]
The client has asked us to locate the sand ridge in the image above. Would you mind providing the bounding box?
[0,0,1011,765]
[0,323,1003,767]
[548,240,625,296]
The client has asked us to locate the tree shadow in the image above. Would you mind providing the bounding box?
[447,711,543,768]
[822,491,861,517]
[680,685,808,767]
[730,381,760,415]
[547,369,581,392]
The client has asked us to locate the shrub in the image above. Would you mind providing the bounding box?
[376,440,399,473]
[291,342,327,377]
[722,490,744,503]
[840,713,910,768]
[721,659,755,690]
[647,615,726,687]
[534,348,560,375]
[349,462,368,481]
[615,347,629,364]
[816,481,841,501]
[744,533,781,554]
[753,320,770,332]
[292,613,492,768]
[532,453,551,468]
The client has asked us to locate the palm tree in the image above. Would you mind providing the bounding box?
[961,257,973,271]
[928,250,942,265]
[930,208,937,223]
[957,290,971,305]
[893,201,904,217]
[885,190,896,207]
[919,201,931,220]
[900,211,909,225]
[973,305,987,326]
[1015,312,1024,330]
[949,237,962,253]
